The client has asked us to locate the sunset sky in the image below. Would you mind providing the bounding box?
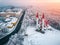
[0,0,60,6]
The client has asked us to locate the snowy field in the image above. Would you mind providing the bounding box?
[23,26,60,45]
[6,7,60,45]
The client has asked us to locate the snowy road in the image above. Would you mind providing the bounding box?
[23,26,60,45]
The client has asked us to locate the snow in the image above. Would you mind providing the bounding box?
[10,17,18,23]
[7,23,13,28]
[5,7,60,45]
[23,26,60,45]
[5,18,11,22]
[25,26,37,36]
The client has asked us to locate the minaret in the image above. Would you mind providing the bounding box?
[44,19,49,30]
[41,13,45,31]
[41,13,49,31]
[36,12,39,29]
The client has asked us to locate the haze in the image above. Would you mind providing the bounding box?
[0,0,60,6]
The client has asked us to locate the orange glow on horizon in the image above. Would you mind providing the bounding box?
[37,0,60,3]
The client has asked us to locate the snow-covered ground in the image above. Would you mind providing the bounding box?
[23,26,60,45]
[6,7,60,45]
